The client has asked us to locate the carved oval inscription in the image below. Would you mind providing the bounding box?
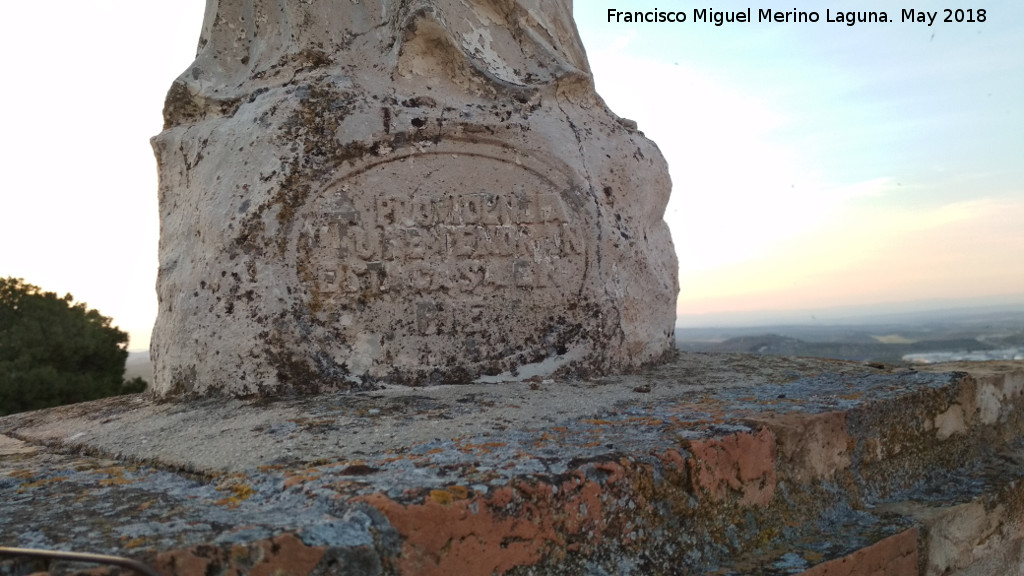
[296,150,591,376]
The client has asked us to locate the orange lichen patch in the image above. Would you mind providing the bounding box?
[16,476,69,492]
[233,483,256,500]
[447,485,471,500]
[581,418,614,426]
[684,427,777,506]
[91,465,136,476]
[625,416,665,427]
[216,483,256,508]
[230,544,252,564]
[282,469,322,489]
[95,467,142,487]
[532,430,566,447]
[7,469,34,479]
[663,415,695,429]
[429,489,454,505]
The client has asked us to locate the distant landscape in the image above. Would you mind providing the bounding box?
[676,306,1024,365]
[124,306,1024,388]
[124,352,155,384]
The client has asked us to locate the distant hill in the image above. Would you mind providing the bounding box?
[677,298,1024,330]
[125,351,153,384]
[678,333,1007,364]
[123,307,1023,383]
[676,310,1024,364]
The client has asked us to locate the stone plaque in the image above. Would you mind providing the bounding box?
[150,0,678,396]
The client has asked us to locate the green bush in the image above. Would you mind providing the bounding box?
[0,277,146,416]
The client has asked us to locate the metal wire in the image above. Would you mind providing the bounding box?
[0,547,163,576]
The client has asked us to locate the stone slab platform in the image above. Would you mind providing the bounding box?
[2,353,1023,575]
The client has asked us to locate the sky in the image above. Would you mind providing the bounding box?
[1,1,1022,351]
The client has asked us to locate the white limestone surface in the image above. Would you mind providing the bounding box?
[150,0,677,397]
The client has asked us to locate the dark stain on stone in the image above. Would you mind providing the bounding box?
[338,465,380,476]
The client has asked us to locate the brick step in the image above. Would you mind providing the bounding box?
[1,355,1022,575]
[719,437,1024,575]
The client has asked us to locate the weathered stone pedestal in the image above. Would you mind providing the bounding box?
[3,355,1024,575]
[150,0,677,397]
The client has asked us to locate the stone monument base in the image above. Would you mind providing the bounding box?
[3,354,1024,575]
[150,0,678,397]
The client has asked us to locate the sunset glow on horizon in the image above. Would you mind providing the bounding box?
[576,1,1024,324]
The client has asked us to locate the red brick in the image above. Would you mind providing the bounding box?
[250,534,325,576]
[798,528,919,576]
[685,427,777,506]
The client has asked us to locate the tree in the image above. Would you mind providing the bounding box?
[0,277,146,416]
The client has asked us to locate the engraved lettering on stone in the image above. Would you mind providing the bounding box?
[306,181,579,298]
